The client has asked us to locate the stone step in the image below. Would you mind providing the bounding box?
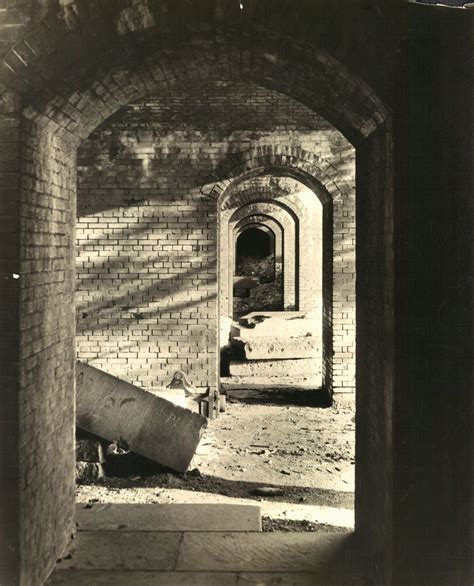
[232,311,320,340]
[220,376,322,391]
[233,336,321,360]
[76,503,262,533]
[48,531,355,580]
[229,358,321,378]
[47,570,346,585]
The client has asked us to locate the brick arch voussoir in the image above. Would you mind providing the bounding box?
[0,1,389,148]
[231,185,310,220]
[234,214,285,237]
[213,147,350,211]
[228,194,302,226]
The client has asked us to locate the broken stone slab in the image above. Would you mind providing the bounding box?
[76,439,105,464]
[76,362,207,474]
[229,358,321,378]
[75,462,104,484]
[232,311,320,340]
[233,336,321,360]
[220,377,320,391]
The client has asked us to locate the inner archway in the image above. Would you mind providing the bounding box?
[234,225,282,317]
[236,226,273,260]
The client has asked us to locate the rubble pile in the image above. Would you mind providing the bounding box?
[75,435,105,484]
[233,255,283,318]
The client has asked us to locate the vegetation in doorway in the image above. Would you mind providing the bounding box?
[233,254,283,318]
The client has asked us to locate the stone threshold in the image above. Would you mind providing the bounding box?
[48,530,359,583]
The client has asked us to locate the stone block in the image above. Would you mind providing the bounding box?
[176,532,353,573]
[235,336,321,360]
[229,358,320,378]
[76,362,207,473]
[76,503,261,532]
[47,571,240,585]
[233,312,320,340]
[57,531,182,571]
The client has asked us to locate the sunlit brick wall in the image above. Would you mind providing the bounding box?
[76,80,355,391]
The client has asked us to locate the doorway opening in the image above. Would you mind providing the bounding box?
[74,83,357,535]
[233,224,283,318]
[7,8,394,580]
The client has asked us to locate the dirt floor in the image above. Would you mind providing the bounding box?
[77,391,355,531]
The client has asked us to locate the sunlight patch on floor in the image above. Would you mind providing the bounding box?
[76,487,354,529]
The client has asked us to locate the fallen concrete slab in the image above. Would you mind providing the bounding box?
[76,362,207,474]
[229,358,321,378]
[233,312,320,340]
[234,336,321,360]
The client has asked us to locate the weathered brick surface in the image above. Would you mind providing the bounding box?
[18,118,76,586]
[76,82,355,392]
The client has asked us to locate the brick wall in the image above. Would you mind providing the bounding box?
[0,90,21,586]
[17,118,76,585]
[76,80,355,392]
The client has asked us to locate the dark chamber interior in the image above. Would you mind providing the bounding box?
[236,227,272,260]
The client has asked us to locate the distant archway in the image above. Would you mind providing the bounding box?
[233,225,283,318]
[236,226,273,260]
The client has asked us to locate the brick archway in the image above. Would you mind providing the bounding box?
[214,156,356,394]
[227,199,298,314]
[234,215,288,308]
[0,8,393,583]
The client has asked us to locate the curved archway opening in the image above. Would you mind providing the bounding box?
[0,13,394,584]
[219,173,332,392]
[233,225,282,318]
[236,226,273,260]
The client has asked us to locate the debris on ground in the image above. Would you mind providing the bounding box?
[76,433,106,484]
[252,487,285,497]
[75,462,104,484]
[261,517,351,533]
[76,390,356,531]
[76,438,105,464]
[233,255,283,318]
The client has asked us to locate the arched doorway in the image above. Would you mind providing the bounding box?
[233,225,283,318]
[0,7,394,583]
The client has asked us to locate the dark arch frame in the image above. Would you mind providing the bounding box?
[0,9,393,584]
